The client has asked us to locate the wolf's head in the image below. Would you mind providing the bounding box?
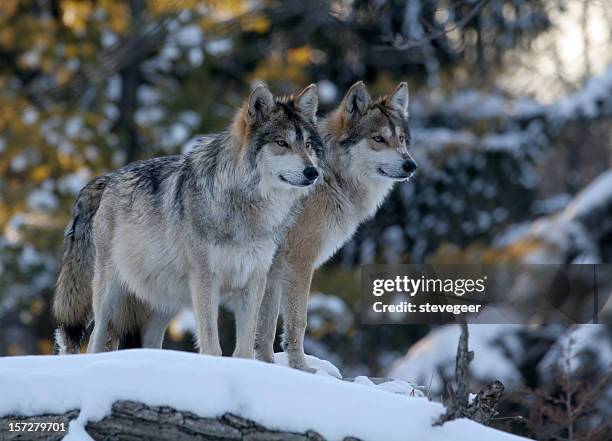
[232,83,322,191]
[326,81,416,181]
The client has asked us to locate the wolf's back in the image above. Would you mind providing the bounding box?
[53,175,109,354]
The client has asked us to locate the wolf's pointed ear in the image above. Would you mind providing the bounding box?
[385,82,409,117]
[295,84,318,123]
[342,81,370,117]
[246,85,275,125]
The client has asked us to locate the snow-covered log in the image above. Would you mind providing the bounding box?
[0,350,531,441]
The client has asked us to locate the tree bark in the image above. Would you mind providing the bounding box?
[0,400,358,441]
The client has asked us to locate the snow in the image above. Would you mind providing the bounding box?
[562,170,612,221]
[10,153,29,173]
[482,132,526,152]
[188,47,204,66]
[105,75,121,101]
[58,170,91,196]
[137,85,160,106]
[18,244,44,270]
[174,24,203,47]
[352,376,425,398]
[273,352,342,379]
[531,194,571,215]
[65,117,83,139]
[100,30,118,48]
[206,38,233,56]
[411,127,476,149]
[169,309,197,336]
[26,188,59,212]
[318,80,338,104]
[0,350,531,441]
[308,294,349,317]
[307,293,353,334]
[388,325,523,392]
[22,107,39,125]
[162,123,190,149]
[538,325,612,374]
[553,65,612,120]
[412,65,612,125]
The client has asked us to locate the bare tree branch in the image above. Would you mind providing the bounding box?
[435,321,505,426]
[377,0,489,51]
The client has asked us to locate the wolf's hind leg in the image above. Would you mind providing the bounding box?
[189,272,222,356]
[88,268,125,353]
[141,309,175,348]
[233,273,267,359]
[106,325,120,351]
[255,274,282,363]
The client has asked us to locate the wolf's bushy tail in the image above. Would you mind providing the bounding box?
[53,175,109,354]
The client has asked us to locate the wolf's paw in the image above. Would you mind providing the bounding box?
[292,364,317,374]
[273,352,342,377]
[255,350,275,364]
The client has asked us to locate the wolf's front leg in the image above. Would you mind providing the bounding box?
[233,273,267,359]
[281,267,316,373]
[189,272,222,356]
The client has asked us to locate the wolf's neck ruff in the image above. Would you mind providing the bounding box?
[185,133,261,196]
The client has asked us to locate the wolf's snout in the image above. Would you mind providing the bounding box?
[402,159,417,174]
[303,166,319,181]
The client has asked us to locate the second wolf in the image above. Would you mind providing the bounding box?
[255,81,416,371]
[53,84,322,358]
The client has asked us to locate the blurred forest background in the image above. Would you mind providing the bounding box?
[1,1,611,439]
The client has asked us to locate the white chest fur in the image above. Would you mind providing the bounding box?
[314,177,395,268]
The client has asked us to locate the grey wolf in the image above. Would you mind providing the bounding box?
[53,84,322,359]
[254,81,416,371]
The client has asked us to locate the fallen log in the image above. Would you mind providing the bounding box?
[0,400,348,441]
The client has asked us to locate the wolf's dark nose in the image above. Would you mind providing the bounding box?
[303,166,319,181]
[402,159,417,174]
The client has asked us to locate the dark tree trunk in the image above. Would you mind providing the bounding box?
[117,0,146,163]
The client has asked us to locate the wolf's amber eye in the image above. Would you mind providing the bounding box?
[276,140,288,147]
[399,136,405,143]
[305,139,312,149]
[373,136,384,143]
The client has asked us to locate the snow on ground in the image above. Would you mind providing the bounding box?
[0,349,531,441]
[352,376,425,398]
[274,352,425,397]
[387,325,523,393]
